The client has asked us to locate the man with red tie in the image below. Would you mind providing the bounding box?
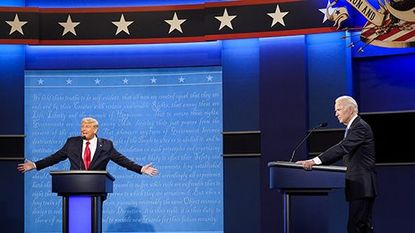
[17,117,158,176]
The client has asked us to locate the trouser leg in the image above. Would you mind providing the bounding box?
[347,198,374,233]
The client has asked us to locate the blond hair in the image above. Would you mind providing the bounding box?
[81,117,99,128]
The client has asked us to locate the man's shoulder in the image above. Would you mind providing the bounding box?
[97,137,113,146]
[67,136,82,141]
[62,136,82,147]
[357,117,371,128]
[355,117,374,134]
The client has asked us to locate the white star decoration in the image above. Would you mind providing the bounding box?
[122,78,129,84]
[37,79,44,85]
[66,79,73,85]
[319,1,337,23]
[215,8,237,30]
[94,78,101,85]
[165,12,187,33]
[59,15,80,36]
[3,6,340,40]
[206,75,213,82]
[112,14,134,35]
[178,77,185,83]
[267,5,289,27]
[150,77,157,84]
[6,14,27,35]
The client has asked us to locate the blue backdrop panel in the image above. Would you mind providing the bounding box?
[25,42,222,70]
[222,39,259,131]
[0,45,24,135]
[0,161,24,233]
[24,67,223,233]
[258,35,308,233]
[306,32,353,128]
[354,53,415,112]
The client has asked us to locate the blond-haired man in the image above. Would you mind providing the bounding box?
[18,117,158,176]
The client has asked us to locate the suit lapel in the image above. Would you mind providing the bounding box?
[350,116,361,130]
[89,137,103,169]
[343,116,361,166]
[77,137,86,170]
[344,116,360,139]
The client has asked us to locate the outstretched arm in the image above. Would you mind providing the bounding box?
[17,160,36,173]
[109,142,159,176]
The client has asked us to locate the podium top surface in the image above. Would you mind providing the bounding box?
[50,170,115,181]
[268,161,346,172]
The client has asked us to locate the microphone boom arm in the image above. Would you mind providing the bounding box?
[288,122,327,162]
[289,130,314,162]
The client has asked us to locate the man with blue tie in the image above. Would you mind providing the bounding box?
[296,96,377,233]
[17,117,158,176]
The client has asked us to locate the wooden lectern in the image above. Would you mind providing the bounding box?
[268,161,347,233]
[50,170,115,233]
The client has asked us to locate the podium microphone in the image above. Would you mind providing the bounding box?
[289,122,328,162]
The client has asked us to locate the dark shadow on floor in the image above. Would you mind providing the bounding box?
[106,206,155,232]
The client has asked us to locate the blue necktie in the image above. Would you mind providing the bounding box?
[344,127,349,138]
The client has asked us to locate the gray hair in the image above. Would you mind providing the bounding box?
[336,96,358,113]
[81,117,99,128]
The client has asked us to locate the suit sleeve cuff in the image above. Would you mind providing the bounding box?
[312,157,322,165]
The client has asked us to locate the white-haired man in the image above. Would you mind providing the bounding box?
[18,117,158,176]
[297,96,377,233]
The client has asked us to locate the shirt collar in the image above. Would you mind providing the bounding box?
[83,135,97,144]
[346,114,358,129]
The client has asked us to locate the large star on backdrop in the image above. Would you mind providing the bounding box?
[215,8,237,30]
[165,12,187,33]
[319,1,337,23]
[112,14,134,35]
[59,15,80,36]
[6,14,27,35]
[267,5,289,27]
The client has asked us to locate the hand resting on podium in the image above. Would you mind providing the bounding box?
[296,159,316,170]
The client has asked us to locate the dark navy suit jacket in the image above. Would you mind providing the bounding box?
[318,116,377,201]
[35,136,143,174]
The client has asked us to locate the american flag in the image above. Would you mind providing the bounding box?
[360,12,415,48]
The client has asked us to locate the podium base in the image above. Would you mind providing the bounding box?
[63,195,103,233]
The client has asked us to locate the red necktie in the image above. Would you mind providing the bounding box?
[84,141,91,170]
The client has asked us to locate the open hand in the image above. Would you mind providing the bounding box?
[17,160,36,173]
[141,163,159,177]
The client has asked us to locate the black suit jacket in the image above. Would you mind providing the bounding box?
[35,136,143,174]
[318,116,377,201]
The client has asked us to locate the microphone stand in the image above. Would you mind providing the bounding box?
[289,123,327,162]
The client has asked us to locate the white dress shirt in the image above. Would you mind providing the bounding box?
[83,136,97,162]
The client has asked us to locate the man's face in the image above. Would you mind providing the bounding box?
[334,101,354,125]
[81,122,97,140]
